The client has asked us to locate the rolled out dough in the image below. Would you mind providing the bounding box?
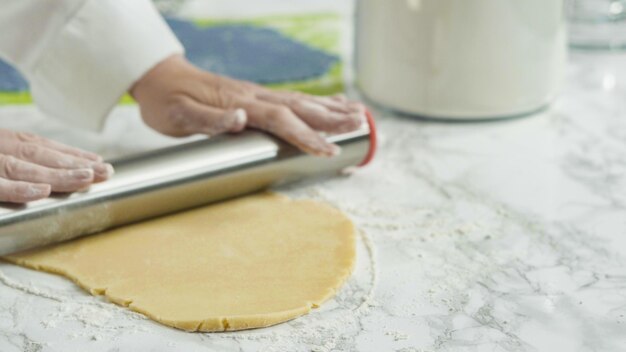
[4,193,356,332]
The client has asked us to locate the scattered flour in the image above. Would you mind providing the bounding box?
[385,330,409,341]
[0,266,150,342]
[355,229,379,312]
[0,269,64,302]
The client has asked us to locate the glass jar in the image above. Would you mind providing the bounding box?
[355,0,567,120]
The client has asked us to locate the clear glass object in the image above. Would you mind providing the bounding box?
[567,0,626,49]
[355,0,566,120]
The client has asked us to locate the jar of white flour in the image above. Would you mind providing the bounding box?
[355,0,567,119]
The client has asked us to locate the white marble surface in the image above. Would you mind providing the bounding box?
[2,5,626,352]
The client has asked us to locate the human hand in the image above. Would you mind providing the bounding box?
[0,129,113,203]
[130,54,366,157]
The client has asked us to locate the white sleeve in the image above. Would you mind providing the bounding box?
[0,0,184,131]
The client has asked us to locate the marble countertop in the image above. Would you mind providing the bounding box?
[2,6,626,352]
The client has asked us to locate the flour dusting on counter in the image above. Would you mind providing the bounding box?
[0,269,64,302]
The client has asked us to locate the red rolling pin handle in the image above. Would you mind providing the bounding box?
[358,109,377,167]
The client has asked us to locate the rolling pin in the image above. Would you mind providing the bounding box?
[0,112,376,255]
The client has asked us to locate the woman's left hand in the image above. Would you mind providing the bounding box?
[130,54,366,157]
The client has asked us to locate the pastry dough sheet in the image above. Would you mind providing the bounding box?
[4,193,356,331]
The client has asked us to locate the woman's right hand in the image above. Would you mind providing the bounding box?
[0,129,113,203]
[131,55,365,157]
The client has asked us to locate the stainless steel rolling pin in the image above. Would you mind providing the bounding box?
[0,112,377,256]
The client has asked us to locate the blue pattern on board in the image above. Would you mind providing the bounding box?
[165,18,338,84]
[0,59,28,92]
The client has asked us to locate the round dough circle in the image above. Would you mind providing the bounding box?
[4,193,356,331]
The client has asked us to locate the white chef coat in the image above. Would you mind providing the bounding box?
[0,0,184,130]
